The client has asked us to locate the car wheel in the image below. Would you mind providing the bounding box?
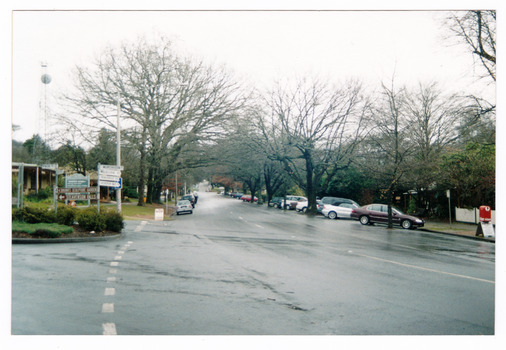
[274,203,279,209]
[401,219,412,229]
[176,212,180,216]
[359,215,370,225]
[302,207,307,213]
[328,211,337,220]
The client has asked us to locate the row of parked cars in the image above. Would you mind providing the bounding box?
[228,192,258,202]
[266,195,425,229]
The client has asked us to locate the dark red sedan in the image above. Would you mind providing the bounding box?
[351,204,425,229]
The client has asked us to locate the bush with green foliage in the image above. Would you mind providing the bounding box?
[56,205,78,226]
[101,209,124,232]
[12,207,55,224]
[25,186,53,202]
[76,208,106,232]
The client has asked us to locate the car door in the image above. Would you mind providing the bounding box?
[368,204,385,223]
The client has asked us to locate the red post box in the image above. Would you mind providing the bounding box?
[479,206,492,222]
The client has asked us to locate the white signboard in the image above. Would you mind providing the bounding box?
[154,208,164,221]
[99,165,124,171]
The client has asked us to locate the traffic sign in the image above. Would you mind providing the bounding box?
[99,178,122,188]
[58,193,98,201]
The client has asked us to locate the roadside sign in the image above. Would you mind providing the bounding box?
[65,173,89,188]
[57,187,98,193]
[99,169,122,177]
[99,174,121,182]
[99,178,122,189]
[99,164,124,171]
[58,193,98,201]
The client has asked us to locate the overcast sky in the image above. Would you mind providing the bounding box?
[9,7,496,143]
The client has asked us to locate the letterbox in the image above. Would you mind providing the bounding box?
[479,206,492,222]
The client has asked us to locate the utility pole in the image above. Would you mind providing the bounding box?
[116,92,122,213]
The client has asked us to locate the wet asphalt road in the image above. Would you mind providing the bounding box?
[11,191,495,335]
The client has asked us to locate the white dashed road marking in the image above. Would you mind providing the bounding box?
[102,323,117,335]
[101,240,135,335]
[102,303,114,313]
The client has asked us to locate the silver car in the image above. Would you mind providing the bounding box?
[322,202,359,219]
[176,200,193,215]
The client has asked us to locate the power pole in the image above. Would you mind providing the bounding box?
[116,92,122,213]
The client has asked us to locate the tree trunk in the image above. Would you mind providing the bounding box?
[305,152,317,214]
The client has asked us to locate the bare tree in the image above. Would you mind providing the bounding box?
[263,77,370,213]
[359,79,412,228]
[404,81,460,207]
[61,35,247,204]
[446,10,496,82]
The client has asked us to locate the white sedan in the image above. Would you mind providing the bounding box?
[322,203,359,219]
[295,201,309,212]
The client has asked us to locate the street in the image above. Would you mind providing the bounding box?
[12,191,495,335]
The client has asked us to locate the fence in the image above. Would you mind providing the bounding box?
[455,207,495,225]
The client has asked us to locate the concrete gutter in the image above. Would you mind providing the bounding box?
[420,228,495,243]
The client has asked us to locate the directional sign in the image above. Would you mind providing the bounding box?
[58,193,98,201]
[99,165,124,171]
[99,178,122,188]
[99,169,122,177]
[57,187,98,193]
[100,174,121,182]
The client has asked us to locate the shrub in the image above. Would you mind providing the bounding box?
[12,207,55,224]
[56,206,77,226]
[77,208,106,232]
[101,209,124,232]
[31,228,62,238]
[25,187,53,202]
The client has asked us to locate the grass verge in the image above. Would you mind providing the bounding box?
[12,222,74,235]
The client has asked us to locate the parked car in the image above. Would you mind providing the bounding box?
[295,199,321,213]
[350,204,425,229]
[318,197,360,214]
[284,196,307,210]
[176,200,193,215]
[269,197,283,208]
[322,202,359,219]
[241,194,258,202]
[296,201,308,212]
[233,193,244,199]
[181,194,196,207]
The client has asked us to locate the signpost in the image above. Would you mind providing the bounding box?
[98,164,124,213]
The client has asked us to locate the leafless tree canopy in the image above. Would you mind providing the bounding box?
[446,10,496,82]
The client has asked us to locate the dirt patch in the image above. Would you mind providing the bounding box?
[12,225,120,239]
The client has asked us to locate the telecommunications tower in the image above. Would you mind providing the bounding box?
[40,62,52,149]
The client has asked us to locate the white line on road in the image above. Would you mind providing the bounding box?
[255,224,264,229]
[114,256,122,260]
[102,323,117,335]
[353,252,495,284]
[102,303,114,313]
[107,277,116,283]
[109,269,117,274]
[104,288,115,296]
[110,261,119,267]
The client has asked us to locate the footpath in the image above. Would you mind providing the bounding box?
[422,220,495,243]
